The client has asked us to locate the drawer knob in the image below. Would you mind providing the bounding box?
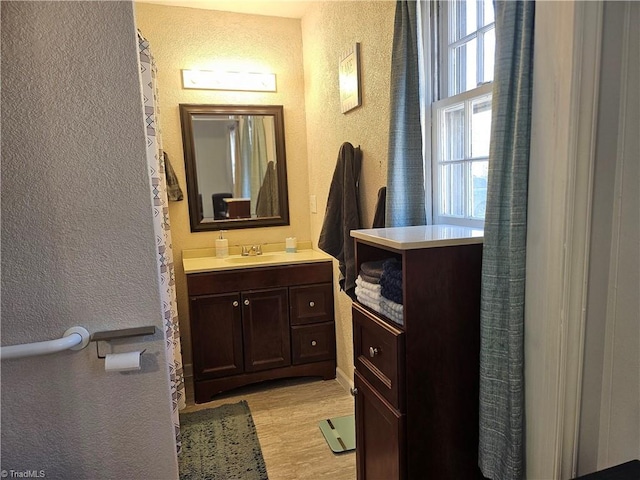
[311,340,317,347]
[309,301,315,307]
[244,299,250,306]
[350,387,358,396]
[369,346,380,358]
[232,301,239,307]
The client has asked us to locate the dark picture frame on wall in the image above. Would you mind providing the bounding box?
[339,43,362,114]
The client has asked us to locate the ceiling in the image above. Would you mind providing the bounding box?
[135,0,316,19]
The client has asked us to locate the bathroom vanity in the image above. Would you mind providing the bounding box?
[183,247,336,404]
[350,225,485,479]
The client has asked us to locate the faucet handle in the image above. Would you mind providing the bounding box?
[255,245,262,255]
[241,245,249,256]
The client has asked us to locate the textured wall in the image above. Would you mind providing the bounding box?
[134,1,395,384]
[1,2,178,478]
[134,3,310,372]
[302,1,395,383]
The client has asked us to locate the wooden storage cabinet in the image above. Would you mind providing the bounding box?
[351,227,485,479]
[187,262,336,403]
[355,371,405,480]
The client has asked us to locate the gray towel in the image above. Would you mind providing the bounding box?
[318,142,362,297]
[163,151,183,201]
[360,259,386,279]
[372,187,386,228]
[255,161,279,217]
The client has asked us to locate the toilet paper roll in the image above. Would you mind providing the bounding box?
[104,351,142,372]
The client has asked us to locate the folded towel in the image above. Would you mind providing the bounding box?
[381,309,404,326]
[380,297,403,314]
[382,268,402,282]
[382,258,402,275]
[355,285,382,304]
[380,298,404,326]
[380,258,403,304]
[360,259,386,279]
[359,271,381,284]
[381,278,403,304]
[357,295,382,315]
[355,276,382,294]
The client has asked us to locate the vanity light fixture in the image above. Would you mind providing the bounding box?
[181,69,277,92]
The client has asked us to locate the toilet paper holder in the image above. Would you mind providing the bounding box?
[90,326,156,359]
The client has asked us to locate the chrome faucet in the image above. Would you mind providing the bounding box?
[241,244,262,256]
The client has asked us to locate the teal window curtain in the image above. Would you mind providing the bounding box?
[386,0,426,227]
[478,1,535,479]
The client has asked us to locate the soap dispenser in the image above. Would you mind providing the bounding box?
[215,231,229,258]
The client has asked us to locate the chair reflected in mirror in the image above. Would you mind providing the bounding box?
[212,193,232,220]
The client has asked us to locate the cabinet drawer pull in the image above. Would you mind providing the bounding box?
[232,301,239,307]
[350,387,358,396]
[369,346,380,358]
[311,340,317,346]
[309,301,315,307]
[244,299,250,306]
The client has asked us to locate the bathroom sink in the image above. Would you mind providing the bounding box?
[224,254,282,264]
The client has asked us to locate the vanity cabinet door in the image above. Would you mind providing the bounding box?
[241,288,290,372]
[355,371,405,480]
[190,293,244,379]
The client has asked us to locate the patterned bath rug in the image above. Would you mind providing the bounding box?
[179,400,268,480]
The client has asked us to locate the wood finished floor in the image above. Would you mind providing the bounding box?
[182,377,356,480]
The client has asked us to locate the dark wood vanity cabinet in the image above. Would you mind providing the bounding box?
[187,261,336,403]
[241,288,290,372]
[351,230,485,480]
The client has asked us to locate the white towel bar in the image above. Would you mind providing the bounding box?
[0,326,90,360]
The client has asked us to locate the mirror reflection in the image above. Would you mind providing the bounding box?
[179,104,290,231]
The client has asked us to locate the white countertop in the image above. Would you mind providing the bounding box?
[183,245,333,274]
[351,225,484,250]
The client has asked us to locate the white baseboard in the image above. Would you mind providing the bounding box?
[335,366,354,394]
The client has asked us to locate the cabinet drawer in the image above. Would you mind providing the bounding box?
[187,261,333,296]
[353,303,405,410]
[291,322,336,365]
[290,283,334,325]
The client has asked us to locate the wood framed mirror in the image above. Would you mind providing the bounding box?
[179,104,290,231]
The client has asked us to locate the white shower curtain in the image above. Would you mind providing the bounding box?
[137,32,186,453]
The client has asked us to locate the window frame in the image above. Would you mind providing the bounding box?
[427,0,495,228]
[431,82,492,227]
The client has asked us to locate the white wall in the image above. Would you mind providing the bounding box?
[579,1,640,474]
[301,0,395,387]
[526,2,578,477]
[527,2,640,477]
[1,2,178,478]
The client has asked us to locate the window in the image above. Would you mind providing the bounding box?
[428,0,495,227]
